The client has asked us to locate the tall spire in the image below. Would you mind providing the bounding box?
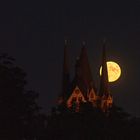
[79,41,93,89]
[63,40,69,75]
[99,40,110,97]
[62,40,70,100]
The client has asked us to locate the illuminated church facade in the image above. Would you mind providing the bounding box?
[58,41,113,113]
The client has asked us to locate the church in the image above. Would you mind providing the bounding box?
[58,40,113,113]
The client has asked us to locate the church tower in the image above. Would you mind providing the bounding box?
[98,40,113,112]
[58,40,70,104]
[58,40,113,113]
[66,42,96,111]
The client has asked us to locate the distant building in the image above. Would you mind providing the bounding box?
[58,40,113,113]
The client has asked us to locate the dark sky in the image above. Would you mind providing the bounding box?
[1,1,140,116]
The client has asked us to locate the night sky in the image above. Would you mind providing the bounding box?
[1,1,140,116]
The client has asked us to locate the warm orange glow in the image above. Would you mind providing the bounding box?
[100,61,121,82]
[88,88,96,102]
[67,86,86,109]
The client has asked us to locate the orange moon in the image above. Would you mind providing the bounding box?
[100,61,121,82]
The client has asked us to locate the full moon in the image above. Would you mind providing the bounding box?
[100,61,121,82]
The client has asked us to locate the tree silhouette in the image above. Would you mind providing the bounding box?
[46,102,140,140]
[1,53,139,140]
[0,53,43,140]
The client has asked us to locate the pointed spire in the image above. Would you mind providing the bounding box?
[72,41,96,99]
[62,40,70,100]
[99,40,110,97]
[79,41,93,89]
[63,40,69,75]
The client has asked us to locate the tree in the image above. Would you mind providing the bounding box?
[0,53,41,140]
[46,102,140,140]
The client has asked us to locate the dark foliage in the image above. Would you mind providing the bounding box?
[0,53,140,140]
[0,54,46,140]
[46,103,140,140]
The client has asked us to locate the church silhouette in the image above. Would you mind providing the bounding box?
[58,40,113,113]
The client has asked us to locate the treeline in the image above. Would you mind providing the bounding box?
[0,54,140,140]
[46,103,140,140]
[0,54,47,140]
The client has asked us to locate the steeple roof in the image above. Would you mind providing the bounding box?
[99,40,110,97]
[62,40,70,100]
[63,40,69,75]
[71,42,96,98]
[79,42,93,89]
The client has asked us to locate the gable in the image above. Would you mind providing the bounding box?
[88,88,96,102]
[67,86,86,108]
